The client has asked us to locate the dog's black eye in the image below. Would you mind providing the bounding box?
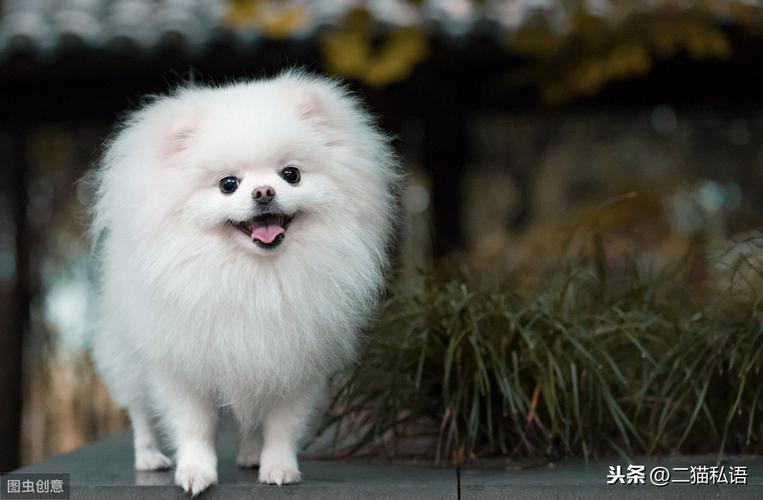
[219,176,239,194]
[280,167,300,185]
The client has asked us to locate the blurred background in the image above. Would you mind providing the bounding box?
[2,0,763,472]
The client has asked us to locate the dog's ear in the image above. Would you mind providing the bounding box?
[285,85,347,146]
[158,114,198,160]
[287,86,325,120]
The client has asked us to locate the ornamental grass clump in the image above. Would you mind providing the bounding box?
[326,238,763,464]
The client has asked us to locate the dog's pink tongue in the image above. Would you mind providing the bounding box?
[251,221,284,244]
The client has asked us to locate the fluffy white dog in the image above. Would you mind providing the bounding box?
[89,72,398,495]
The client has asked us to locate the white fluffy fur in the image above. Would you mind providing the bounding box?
[89,71,398,495]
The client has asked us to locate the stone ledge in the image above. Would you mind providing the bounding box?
[16,431,456,500]
[14,429,763,499]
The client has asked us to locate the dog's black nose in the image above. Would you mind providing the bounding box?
[252,185,275,205]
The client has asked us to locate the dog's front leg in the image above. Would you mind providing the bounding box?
[153,375,219,496]
[258,388,319,486]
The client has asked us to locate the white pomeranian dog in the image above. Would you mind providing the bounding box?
[88,71,399,495]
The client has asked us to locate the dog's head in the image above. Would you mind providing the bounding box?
[104,73,398,260]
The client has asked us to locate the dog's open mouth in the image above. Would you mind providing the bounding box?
[232,213,294,250]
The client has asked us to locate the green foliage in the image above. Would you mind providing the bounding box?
[326,239,763,464]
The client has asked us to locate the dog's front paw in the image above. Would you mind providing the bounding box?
[135,449,172,471]
[175,463,217,496]
[258,463,301,486]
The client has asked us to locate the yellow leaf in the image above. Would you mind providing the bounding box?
[321,32,369,78]
[321,22,429,87]
[223,0,260,29]
[223,0,310,38]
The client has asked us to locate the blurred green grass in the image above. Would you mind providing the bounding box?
[325,232,763,464]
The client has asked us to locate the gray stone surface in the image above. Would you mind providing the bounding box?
[15,428,763,499]
[17,430,457,499]
[461,455,763,499]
